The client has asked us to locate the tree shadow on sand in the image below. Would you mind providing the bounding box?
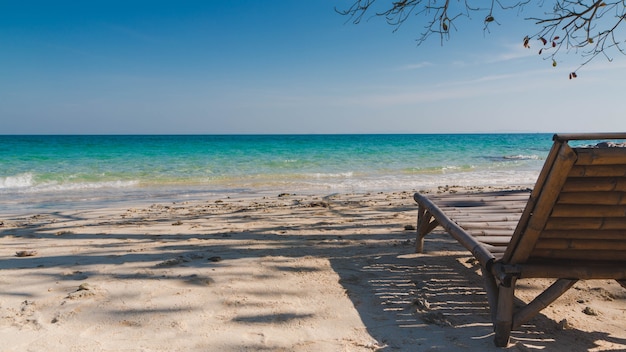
[1,194,625,351]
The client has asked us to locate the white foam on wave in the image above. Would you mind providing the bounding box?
[307,172,354,178]
[1,177,140,194]
[296,169,540,193]
[503,154,540,160]
[0,173,35,189]
[37,180,140,192]
[440,165,474,173]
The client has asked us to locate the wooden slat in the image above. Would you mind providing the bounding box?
[437,206,526,213]
[554,133,626,142]
[473,236,514,245]
[445,212,524,220]
[504,141,565,261]
[414,193,496,266]
[519,263,626,279]
[506,143,578,264]
[556,191,626,205]
[574,148,626,166]
[569,165,626,177]
[482,243,508,253]
[561,177,626,192]
[551,204,626,217]
[534,239,626,251]
[422,193,526,256]
[461,222,519,230]
[541,229,626,240]
[435,193,530,202]
[450,213,522,220]
[544,217,626,230]
[601,218,626,229]
[414,134,626,346]
[467,229,517,236]
[429,193,526,245]
[530,249,626,261]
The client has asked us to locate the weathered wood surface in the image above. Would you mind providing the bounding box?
[415,190,529,260]
[414,133,626,347]
[574,147,626,165]
[416,186,626,262]
[554,132,626,141]
[556,191,626,205]
[569,164,626,177]
[507,143,578,264]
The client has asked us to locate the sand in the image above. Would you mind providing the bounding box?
[1,188,625,351]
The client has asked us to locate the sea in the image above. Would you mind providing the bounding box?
[0,134,562,215]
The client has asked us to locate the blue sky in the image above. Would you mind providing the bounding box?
[1,1,625,134]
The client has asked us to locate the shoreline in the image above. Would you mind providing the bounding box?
[1,187,624,351]
[0,183,536,218]
[1,133,550,219]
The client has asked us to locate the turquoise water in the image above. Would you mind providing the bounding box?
[1,134,555,213]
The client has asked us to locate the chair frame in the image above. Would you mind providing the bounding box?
[414,133,626,346]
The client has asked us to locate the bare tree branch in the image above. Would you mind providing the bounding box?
[527,1,626,76]
[338,1,626,77]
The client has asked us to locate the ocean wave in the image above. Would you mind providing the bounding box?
[441,165,475,172]
[38,180,139,192]
[307,172,354,178]
[287,169,539,193]
[0,176,139,194]
[0,173,35,189]
[502,154,540,160]
[403,165,475,174]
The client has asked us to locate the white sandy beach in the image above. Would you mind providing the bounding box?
[1,187,625,351]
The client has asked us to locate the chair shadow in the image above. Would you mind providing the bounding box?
[329,233,626,351]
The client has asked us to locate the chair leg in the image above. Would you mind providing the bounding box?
[415,232,426,253]
[416,207,438,253]
[416,207,430,253]
[494,277,517,347]
[481,267,499,324]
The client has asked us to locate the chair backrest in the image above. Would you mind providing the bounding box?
[503,133,626,265]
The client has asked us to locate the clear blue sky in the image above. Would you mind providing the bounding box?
[1,1,625,134]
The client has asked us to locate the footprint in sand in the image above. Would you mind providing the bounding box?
[65,283,99,300]
[184,275,215,286]
[63,270,89,280]
[51,309,77,324]
[11,300,43,329]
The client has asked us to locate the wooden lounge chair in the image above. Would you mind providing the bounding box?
[413,133,626,347]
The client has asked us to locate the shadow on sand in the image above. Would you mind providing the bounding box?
[1,195,625,351]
